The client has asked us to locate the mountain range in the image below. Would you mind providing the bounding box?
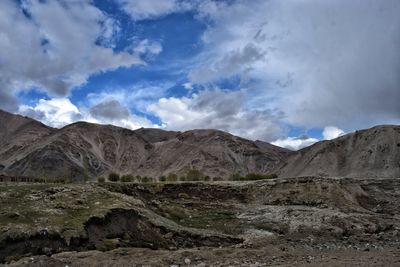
[0,109,399,180]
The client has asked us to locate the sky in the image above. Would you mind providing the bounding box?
[0,0,399,150]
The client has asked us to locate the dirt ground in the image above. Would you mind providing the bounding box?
[6,245,400,267]
[1,177,400,266]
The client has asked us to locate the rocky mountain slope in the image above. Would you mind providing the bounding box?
[0,110,55,173]
[278,125,400,178]
[0,110,290,180]
[1,109,399,180]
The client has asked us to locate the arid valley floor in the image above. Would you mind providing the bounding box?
[1,177,400,266]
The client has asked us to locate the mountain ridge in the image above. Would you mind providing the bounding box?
[0,110,290,180]
[277,125,400,178]
[0,109,399,180]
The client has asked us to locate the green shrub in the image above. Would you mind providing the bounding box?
[141,176,150,183]
[229,173,243,181]
[121,174,134,182]
[186,168,204,181]
[159,176,166,182]
[243,173,278,181]
[56,178,67,184]
[108,172,120,182]
[97,177,105,183]
[33,177,46,183]
[244,173,265,180]
[266,173,278,179]
[166,173,178,182]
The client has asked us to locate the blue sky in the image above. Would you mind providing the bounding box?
[1,0,399,150]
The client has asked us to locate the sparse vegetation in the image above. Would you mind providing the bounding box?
[121,174,134,183]
[230,173,242,180]
[108,172,120,182]
[229,173,278,181]
[97,177,105,183]
[186,168,204,181]
[141,176,150,183]
[166,173,178,182]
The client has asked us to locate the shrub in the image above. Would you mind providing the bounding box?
[56,178,67,184]
[266,173,278,179]
[121,174,134,182]
[159,176,166,182]
[97,177,105,183]
[33,177,45,183]
[108,172,120,182]
[243,173,278,181]
[244,173,265,180]
[229,173,243,181]
[166,173,178,182]
[141,176,150,183]
[186,168,204,181]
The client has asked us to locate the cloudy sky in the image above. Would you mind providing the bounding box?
[1,0,399,150]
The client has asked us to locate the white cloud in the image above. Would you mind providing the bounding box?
[19,97,155,130]
[189,0,400,130]
[85,82,171,114]
[189,43,265,84]
[0,0,141,111]
[182,82,193,90]
[323,126,345,140]
[272,126,345,150]
[118,0,193,20]
[148,89,283,141]
[133,39,163,56]
[272,136,319,151]
[19,98,82,128]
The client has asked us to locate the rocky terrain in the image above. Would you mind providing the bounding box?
[0,177,400,266]
[278,125,400,178]
[1,109,400,181]
[1,110,399,265]
[0,110,290,180]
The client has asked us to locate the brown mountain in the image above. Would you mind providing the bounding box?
[1,110,398,180]
[0,110,290,180]
[277,125,400,178]
[0,110,55,172]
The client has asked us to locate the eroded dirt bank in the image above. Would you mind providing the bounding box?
[1,177,400,266]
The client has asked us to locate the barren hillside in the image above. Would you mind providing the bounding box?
[0,110,290,180]
[278,125,400,178]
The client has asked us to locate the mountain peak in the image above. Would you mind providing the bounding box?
[279,125,400,178]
